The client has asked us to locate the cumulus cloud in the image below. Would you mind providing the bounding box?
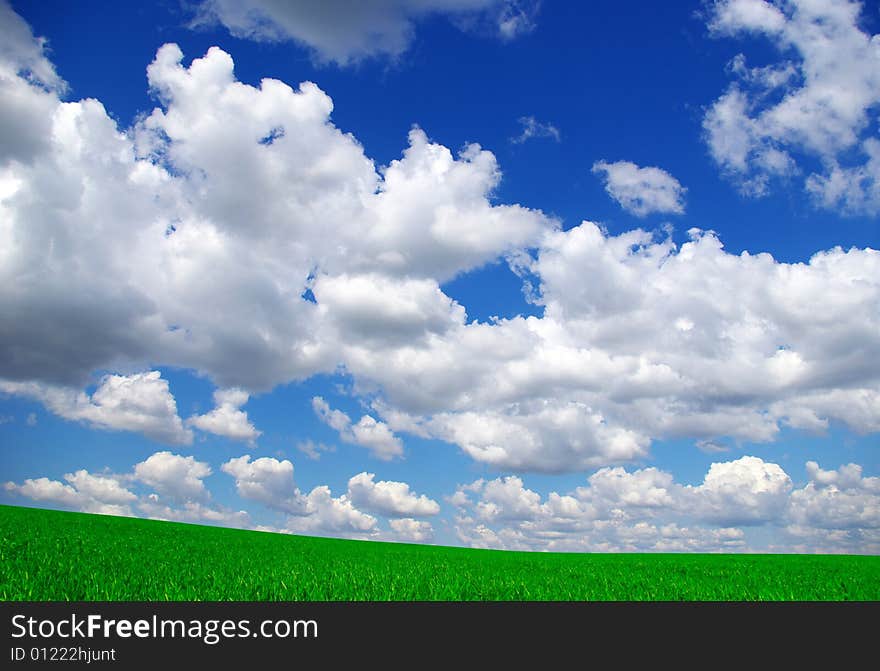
[806,138,880,215]
[357,126,553,281]
[285,485,378,538]
[450,456,879,553]
[353,223,880,472]
[0,0,65,92]
[711,0,788,34]
[6,449,426,540]
[220,455,437,535]
[312,273,466,346]
[133,451,212,503]
[4,469,136,516]
[192,0,539,65]
[312,397,404,460]
[347,472,440,517]
[685,456,792,525]
[5,478,80,507]
[426,403,649,472]
[704,0,880,210]
[0,0,65,166]
[4,452,252,524]
[348,416,407,460]
[387,518,434,543]
[0,372,191,445]
[472,475,545,521]
[7,450,877,551]
[592,160,686,216]
[511,116,560,144]
[788,461,880,530]
[581,466,676,509]
[63,470,137,506]
[188,388,261,444]
[221,455,307,514]
[1,35,554,399]
[0,6,878,490]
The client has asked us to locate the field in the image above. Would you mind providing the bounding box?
[1,504,877,600]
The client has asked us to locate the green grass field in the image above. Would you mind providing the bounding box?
[1,504,877,600]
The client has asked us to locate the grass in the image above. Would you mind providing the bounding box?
[1,504,877,601]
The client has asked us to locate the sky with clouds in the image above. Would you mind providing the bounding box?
[1,0,878,553]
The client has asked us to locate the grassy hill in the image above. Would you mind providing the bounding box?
[1,504,877,600]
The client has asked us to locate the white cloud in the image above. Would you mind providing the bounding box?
[710,0,787,35]
[511,116,561,144]
[296,439,335,460]
[137,499,251,528]
[806,138,880,214]
[5,452,248,529]
[788,461,880,530]
[473,475,544,521]
[685,456,792,525]
[217,457,395,538]
[193,0,538,65]
[427,402,649,472]
[1,36,555,398]
[5,477,81,507]
[348,222,880,472]
[221,454,307,514]
[349,416,405,460]
[696,439,729,454]
[804,460,870,490]
[7,450,878,552]
[4,469,136,516]
[495,1,539,40]
[133,451,212,503]
[0,0,65,92]
[592,160,686,216]
[217,454,393,536]
[0,0,65,168]
[312,273,466,346]
[451,456,878,553]
[387,518,434,542]
[0,372,192,445]
[188,388,261,444]
[25,412,36,426]
[312,397,404,460]
[581,466,676,509]
[311,396,350,432]
[705,0,880,211]
[357,127,554,281]
[779,526,880,555]
[0,8,878,486]
[63,469,137,505]
[285,485,378,538]
[772,388,880,435]
[347,472,440,517]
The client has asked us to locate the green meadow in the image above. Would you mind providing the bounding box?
[1,504,877,601]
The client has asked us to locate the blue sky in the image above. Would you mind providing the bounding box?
[1,0,878,553]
